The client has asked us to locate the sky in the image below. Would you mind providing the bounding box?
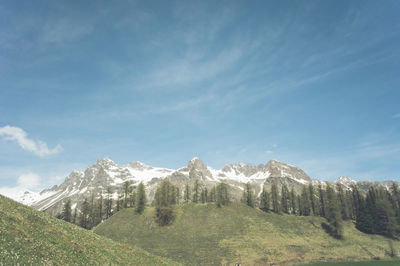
[0,0,400,193]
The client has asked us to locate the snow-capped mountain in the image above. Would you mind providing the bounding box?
[6,157,398,217]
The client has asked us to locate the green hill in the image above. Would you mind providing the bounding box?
[0,195,177,265]
[94,203,400,265]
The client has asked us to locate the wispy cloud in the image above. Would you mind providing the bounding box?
[0,126,62,157]
[393,113,400,119]
[0,172,41,200]
[40,19,94,44]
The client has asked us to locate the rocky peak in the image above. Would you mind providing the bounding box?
[95,158,117,168]
[187,157,206,170]
[187,157,212,180]
[128,161,150,170]
[337,176,356,185]
[265,159,311,182]
[222,163,258,177]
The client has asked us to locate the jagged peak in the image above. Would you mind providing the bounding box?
[188,157,206,167]
[95,158,117,167]
[337,176,356,184]
[190,157,201,163]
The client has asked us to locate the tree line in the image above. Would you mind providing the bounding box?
[57,181,146,229]
[58,179,400,239]
[243,181,400,239]
[58,179,231,229]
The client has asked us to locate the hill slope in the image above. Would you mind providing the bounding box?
[0,195,177,265]
[94,203,400,265]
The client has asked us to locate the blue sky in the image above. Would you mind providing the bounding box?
[1,0,400,192]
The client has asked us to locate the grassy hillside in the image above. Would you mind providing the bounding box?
[0,195,177,265]
[94,203,400,265]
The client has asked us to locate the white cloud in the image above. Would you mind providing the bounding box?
[0,125,63,156]
[0,172,42,200]
[393,113,400,119]
[17,173,41,190]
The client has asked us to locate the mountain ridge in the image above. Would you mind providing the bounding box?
[5,157,398,217]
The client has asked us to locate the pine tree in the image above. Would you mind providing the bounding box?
[216,182,230,207]
[176,187,180,205]
[300,185,311,216]
[325,184,343,239]
[336,183,349,220]
[97,194,103,224]
[241,182,255,207]
[72,208,77,224]
[209,186,216,202]
[281,184,289,213]
[259,187,270,212]
[308,184,316,215]
[89,193,96,228]
[375,192,397,238]
[122,181,132,208]
[105,187,113,219]
[318,184,326,218]
[61,199,72,222]
[192,180,199,203]
[200,189,206,203]
[135,182,146,214]
[154,179,176,226]
[271,183,280,213]
[129,190,136,208]
[290,188,297,215]
[184,183,191,203]
[79,198,90,229]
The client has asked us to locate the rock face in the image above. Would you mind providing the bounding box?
[10,157,398,217]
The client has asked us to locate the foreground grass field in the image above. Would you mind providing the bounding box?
[0,195,177,265]
[94,202,400,265]
[302,260,400,266]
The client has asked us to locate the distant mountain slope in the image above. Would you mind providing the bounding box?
[8,157,398,217]
[0,195,177,265]
[94,202,400,265]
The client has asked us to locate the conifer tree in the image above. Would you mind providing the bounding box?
[271,183,280,213]
[72,208,77,224]
[208,186,216,202]
[241,182,255,207]
[79,198,91,229]
[200,188,207,203]
[61,199,72,222]
[300,185,311,216]
[290,188,297,215]
[135,182,146,214]
[176,187,180,205]
[122,181,132,208]
[318,184,326,218]
[184,183,191,203]
[259,187,270,212]
[89,193,96,228]
[154,179,177,226]
[216,182,230,207]
[281,184,289,213]
[192,180,200,203]
[97,194,103,224]
[129,190,136,208]
[325,184,343,239]
[336,183,349,220]
[297,194,302,216]
[105,187,113,219]
[308,184,316,215]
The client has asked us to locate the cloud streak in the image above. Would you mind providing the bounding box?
[0,126,62,157]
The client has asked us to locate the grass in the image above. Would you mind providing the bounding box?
[94,202,400,265]
[302,259,400,265]
[0,194,178,265]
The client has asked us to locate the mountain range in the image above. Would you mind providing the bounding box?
[8,157,398,217]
